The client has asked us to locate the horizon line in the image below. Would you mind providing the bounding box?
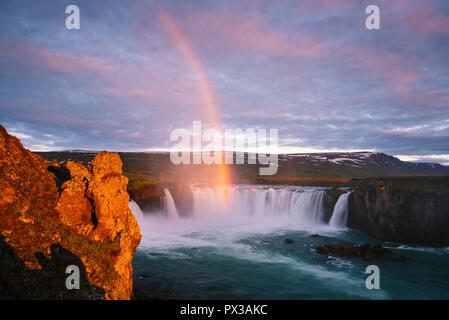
[31,149,449,166]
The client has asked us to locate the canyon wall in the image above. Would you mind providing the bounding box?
[0,125,141,299]
[348,177,449,246]
[128,181,163,212]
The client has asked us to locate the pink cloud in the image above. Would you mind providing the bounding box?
[296,0,355,14]
[345,46,447,111]
[0,37,113,76]
[0,37,166,90]
[170,10,330,57]
[103,86,203,105]
[340,44,423,89]
[0,37,201,106]
[404,8,449,35]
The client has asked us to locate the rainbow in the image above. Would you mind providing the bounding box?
[160,12,231,189]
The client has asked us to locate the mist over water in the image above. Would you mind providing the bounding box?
[133,186,342,250]
[130,185,449,299]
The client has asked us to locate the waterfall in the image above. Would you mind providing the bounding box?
[329,192,351,228]
[132,185,341,229]
[163,188,179,219]
[190,185,327,227]
[129,199,144,221]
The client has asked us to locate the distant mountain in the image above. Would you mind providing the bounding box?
[36,150,449,179]
[275,152,449,178]
[62,149,99,153]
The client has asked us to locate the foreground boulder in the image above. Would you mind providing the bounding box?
[0,125,141,299]
[348,177,449,246]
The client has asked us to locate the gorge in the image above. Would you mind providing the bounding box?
[1,125,448,299]
[130,183,449,299]
[131,179,449,247]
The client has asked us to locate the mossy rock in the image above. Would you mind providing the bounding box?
[315,242,391,260]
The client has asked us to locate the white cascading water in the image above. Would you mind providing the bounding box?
[129,186,350,232]
[131,185,351,252]
[131,186,353,229]
[190,185,327,227]
[329,192,351,228]
[163,188,179,219]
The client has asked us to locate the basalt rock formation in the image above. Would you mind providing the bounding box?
[315,243,391,261]
[348,176,449,246]
[0,125,141,299]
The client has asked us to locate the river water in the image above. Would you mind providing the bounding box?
[130,185,449,299]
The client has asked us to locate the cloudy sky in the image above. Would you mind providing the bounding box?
[1,0,448,164]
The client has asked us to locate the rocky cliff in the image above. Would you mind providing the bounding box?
[348,176,449,246]
[128,181,163,212]
[0,125,141,299]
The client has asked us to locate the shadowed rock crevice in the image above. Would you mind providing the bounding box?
[47,165,71,193]
[82,177,98,230]
[0,235,105,300]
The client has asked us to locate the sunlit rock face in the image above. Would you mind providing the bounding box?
[0,125,141,300]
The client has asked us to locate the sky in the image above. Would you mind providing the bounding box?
[0,0,448,164]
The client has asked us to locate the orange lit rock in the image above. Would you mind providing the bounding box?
[0,125,141,300]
